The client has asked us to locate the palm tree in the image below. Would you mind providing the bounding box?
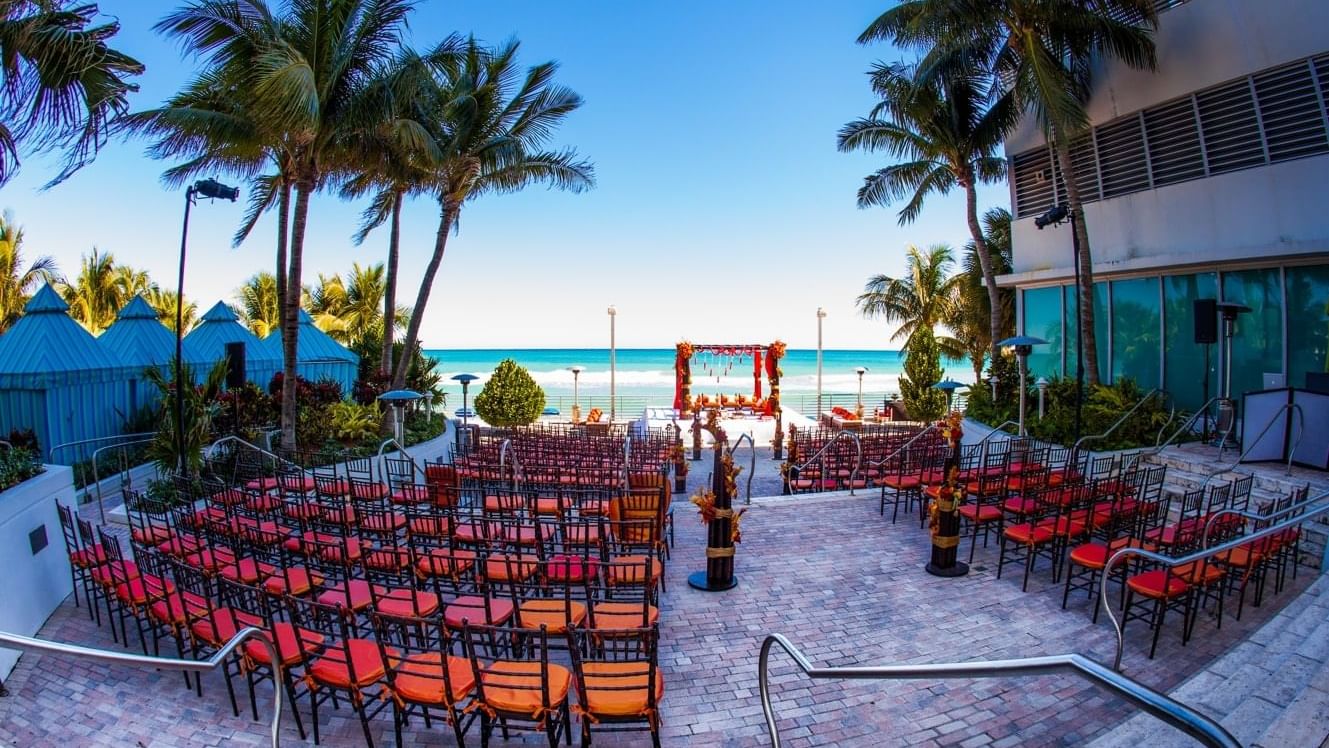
[0,1,143,186]
[860,0,1159,384]
[236,272,281,338]
[152,0,417,448]
[952,208,1014,381]
[303,263,399,348]
[857,243,962,358]
[393,38,594,389]
[146,287,197,334]
[838,57,1016,366]
[0,213,57,331]
[60,248,121,333]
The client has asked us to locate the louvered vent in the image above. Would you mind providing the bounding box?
[1197,79,1265,174]
[1096,116,1150,197]
[1012,148,1055,219]
[1255,60,1329,162]
[1069,134,1100,202]
[1144,98,1205,185]
[1316,54,1329,104]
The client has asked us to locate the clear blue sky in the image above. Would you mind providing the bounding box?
[2,0,1009,349]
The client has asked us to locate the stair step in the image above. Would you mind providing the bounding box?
[1252,659,1329,747]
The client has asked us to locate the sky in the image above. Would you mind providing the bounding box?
[2,0,1010,350]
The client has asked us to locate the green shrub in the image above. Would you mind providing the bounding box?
[327,401,381,445]
[0,447,43,492]
[899,329,947,422]
[475,359,546,427]
[145,360,228,476]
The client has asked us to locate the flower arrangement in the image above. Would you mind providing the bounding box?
[586,407,603,423]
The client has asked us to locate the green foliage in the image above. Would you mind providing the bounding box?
[900,328,947,422]
[474,359,546,427]
[327,401,382,445]
[0,447,43,493]
[145,359,228,476]
[961,353,1021,426]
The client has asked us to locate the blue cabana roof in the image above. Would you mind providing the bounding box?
[183,301,281,382]
[98,295,177,368]
[0,285,134,387]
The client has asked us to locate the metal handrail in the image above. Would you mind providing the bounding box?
[204,435,296,469]
[0,439,10,451]
[863,423,937,471]
[377,438,419,483]
[1073,388,1162,456]
[622,434,632,492]
[89,436,156,523]
[48,431,159,464]
[790,430,864,496]
[498,439,524,490]
[0,626,283,747]
[976,420,1020,445]
[1103,489,1329,670]
[758,634,1238,748]
[727,433,757,504]
[1194,402,1306,490]
[1152,397,1221,451]
[1201,487,1316,549]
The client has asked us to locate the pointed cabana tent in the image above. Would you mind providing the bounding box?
[183,302,281,388]
[261,310,359,395]
[98,295,177,415]
[0,285,136,459]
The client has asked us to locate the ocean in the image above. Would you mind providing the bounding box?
[423,348,975,416]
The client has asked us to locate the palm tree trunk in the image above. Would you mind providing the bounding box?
[392,200,456,390]
[964,178,1003,366]
[380,191,402,375]
[275,180,291,337]
[280,180,311,448]
[1052,136,1100,385]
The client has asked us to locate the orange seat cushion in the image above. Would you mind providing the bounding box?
[245,622,325,667]
[481,661,572,715]
[591,602,659,630]
[485,554,538,582]
[516,599,587,632]
[607,555,661,585]
[372,586,441,618]
[264,566,321,596]
[408,515,452,538]
[444,596,514,629]
[388,652,475,706]
[309,639,392,689]
[578,662,664,718]
[415,548,477,578]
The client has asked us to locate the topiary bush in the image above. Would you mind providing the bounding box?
[474,359,546,427]
[899,329,947,422]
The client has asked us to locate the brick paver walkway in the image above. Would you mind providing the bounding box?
[0,492,1309,747]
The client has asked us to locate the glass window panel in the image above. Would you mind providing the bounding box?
[1285,265,1329,389]
[1064,286,1078,380]
[1064,284,1110,383]
[1023,286,1062,379]
[1221,268,1283,401]
[1164,273,1219,411]
[1112,278,1162,388]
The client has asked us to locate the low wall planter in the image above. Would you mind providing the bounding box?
[0,465,75,680]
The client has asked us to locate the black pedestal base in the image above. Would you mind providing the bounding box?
[925,561,970,578]
[687,571,738,591]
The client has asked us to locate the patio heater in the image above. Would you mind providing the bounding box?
[451,373,478,452]
[855,366,868,417]
[933,379,964,413]
[998,335,1048,436]
[1215,302,1251,443]
[175,178,237,474]
[816,307,826,416]
[568,366,585,423]
[378,389,422,444]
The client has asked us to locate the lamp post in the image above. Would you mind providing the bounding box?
[855,366,868,417]
[816,307,826,416]
[451,373,478,452]
[568,366,585,423]
[1035,377,1050,419]
[175,178,238,474]
[998,335,1048,436]
[607,306,617,423]
[934,379,964,413]
[1035,203,1085,440]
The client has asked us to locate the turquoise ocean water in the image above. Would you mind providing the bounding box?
[424,348,974,414]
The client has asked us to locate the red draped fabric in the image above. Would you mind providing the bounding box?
[753,348,763,399]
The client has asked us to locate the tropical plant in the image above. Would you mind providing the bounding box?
[148,0,419,450]
[60,247,153,333]
[0,1,143,187]
[838,56,1016,365]
[326,401,381,445]
[236,272,280,337]
[303,263,402,347]
[860,0,1159,384]
[899,326,947,421]
[474,359,545,427]
[144,286,197,334]
[0,445,43,492]
[0,212,57,332]
[952,207,1015,382]
[857,243,962,357]
[392,38,594,389]
[144,359,227,476]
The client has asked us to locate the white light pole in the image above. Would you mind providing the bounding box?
[569,366,585,423]
[816,307,826,416]
[608,306,617,423]
[855,366,868,417]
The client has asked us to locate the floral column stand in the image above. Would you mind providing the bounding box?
[780,424,799,495]
[925,412,969,577]
[671,419,688,493]
[688,418,745,591]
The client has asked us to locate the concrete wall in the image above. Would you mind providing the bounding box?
[0,466,75,679]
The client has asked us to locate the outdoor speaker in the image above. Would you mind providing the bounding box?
[225,341,246,389]
[1194,299,1218,344]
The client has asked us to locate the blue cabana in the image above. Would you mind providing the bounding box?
[261,310,359,395]
[0,285,136,460]
[183,302,281,388]
[98,295,177,415]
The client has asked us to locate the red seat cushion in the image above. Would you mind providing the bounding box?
[308,639,391,689]
[958,504,1003,522]
[316,579,373,611]
[372,586,441,617]
[443,596,514,628]
[1003,522,1053,545]
[414,548,476,578]
[264,566,321,596]
[245,622,325,667]
[387,652,475,706]
[1127,570,1189,599]
[190,607,263,645]
[115,574,175,605]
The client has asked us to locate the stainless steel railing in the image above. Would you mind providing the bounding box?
[727,432,757,504]
[1072,389,1163,456]
[758,634,1238,748]
[789,430,863,496]
[89,436,157,523]
[862,422,937,473]
[498,439,525,490]
[1103,490,1329,670]
[1152,397,1221,452]
[1200,487,1315,549]
[0,627,283,747]
[976,420,1019,445]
